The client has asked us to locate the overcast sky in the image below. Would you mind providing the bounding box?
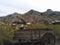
[0,0,60,16]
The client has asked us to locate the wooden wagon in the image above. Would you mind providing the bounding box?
[12,28,56,45]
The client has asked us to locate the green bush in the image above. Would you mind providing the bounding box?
[0,22,14,45]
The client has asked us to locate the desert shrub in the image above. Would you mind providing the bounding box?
[0,22,14,45]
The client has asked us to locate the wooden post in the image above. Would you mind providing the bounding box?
[39,30,40,39]
[31,30,32,40]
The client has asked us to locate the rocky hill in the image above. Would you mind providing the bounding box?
[0,9,60,24]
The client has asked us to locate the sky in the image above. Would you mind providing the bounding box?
[0,0,60,16]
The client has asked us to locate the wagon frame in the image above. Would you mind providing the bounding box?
[12,28,56,45]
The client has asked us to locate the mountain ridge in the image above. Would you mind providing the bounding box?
[0,9,60,24]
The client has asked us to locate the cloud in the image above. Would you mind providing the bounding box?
[0,0,60,16]
[0,4,26,16]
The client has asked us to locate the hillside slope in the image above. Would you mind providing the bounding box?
[0,9,60,23]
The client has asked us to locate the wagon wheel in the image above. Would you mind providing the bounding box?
[42,33,56,45]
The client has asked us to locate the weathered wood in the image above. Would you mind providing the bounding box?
[12,28,56,45]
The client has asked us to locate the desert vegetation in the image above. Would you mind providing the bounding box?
[0,21,60,45]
